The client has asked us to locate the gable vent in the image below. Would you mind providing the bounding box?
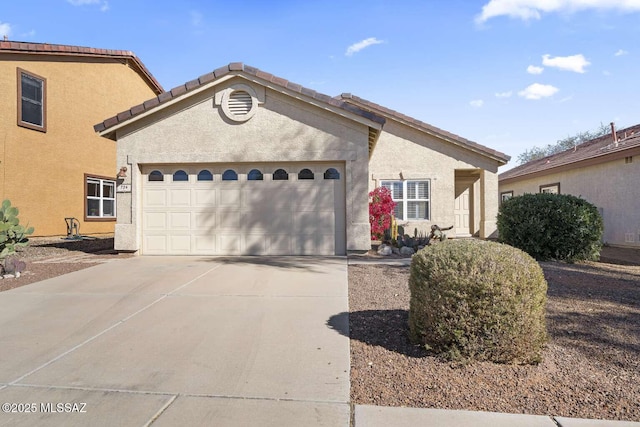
[228,90,252,116]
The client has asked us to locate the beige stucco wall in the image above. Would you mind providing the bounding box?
[369,120,502,238]
[113,77,372,252]
[499,157,640,247]
[0,54,159,236]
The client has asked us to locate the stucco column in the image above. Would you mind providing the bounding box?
[347,157,372,252]
[479,169,499,239]
[114,155,139,252]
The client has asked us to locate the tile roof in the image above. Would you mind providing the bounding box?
[338,93,511,164]
[94,62,385,135]
[0,40,163,94]
[499,123,640,182]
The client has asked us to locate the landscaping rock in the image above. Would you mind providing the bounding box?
[400,246,415,255]
[377,244,393,256]
[392,247,400,254]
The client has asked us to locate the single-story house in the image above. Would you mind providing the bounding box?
[95,63,509,255]
[499,123,640,248]
[0,40,163,236]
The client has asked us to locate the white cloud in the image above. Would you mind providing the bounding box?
[614,49,628,56]
[518,83,559,100]
[603,70,612,76]
[470,99,484,108]
[0,22,12,37]
[476,0,640,24]
[495,91,513,98]
[542,54,590,73]
[67,0,109,11]
[527,65,544,74]
[345,37,384,56]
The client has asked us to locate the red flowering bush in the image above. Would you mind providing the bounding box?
[369,187,396,240]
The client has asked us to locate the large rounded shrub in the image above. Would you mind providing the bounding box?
[497,193,603,262]
[409,239,547,364]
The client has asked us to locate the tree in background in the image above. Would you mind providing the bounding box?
[517,122,609,164]
[369,187,396,240]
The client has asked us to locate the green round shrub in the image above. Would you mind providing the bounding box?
[408,239,547,364]
[497,193,603,262]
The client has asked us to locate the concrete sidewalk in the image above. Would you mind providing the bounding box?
[0,256,638,426]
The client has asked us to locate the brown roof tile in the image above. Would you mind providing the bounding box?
[499,124,640,181]
[95,63,386,135]
[0,40,163,94]
[339,93,510,163]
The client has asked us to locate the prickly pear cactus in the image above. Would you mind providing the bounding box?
[0,199,34,259]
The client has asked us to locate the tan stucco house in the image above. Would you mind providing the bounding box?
[499,123,640,248]
[95,63,509,255]
[0,40,163,236]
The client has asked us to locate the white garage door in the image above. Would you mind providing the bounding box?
[141,163,346,255]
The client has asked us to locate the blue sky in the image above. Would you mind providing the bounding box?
[2,0,639,171]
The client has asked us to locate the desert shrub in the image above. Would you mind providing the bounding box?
[497,193,603,262]
[408,239,547,364]
[0,199,34,259]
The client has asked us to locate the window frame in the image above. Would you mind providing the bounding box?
[84,174,116,222]
[222,169,238,181]
[247,169,264,181]
[298,168,314,180]
[197,170,213,181]
[323,168,340,180]
[17,67,47,132]
[273,168,289,181]
[539,183,560,194]
[381,179,431,221]
[500,191,514,204]
[172,170,189,182]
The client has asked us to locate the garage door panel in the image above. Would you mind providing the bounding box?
[193,211,216,230]
[193,234,216,253]
[294,211,334,234]
[169,235,191,253]
[194,189,216,206]
[144,235,167,254]
[295,188,318,211]
[267,236,291,255]
[219,234,241,254]
[317,235,336,255]
[145,189,167,207]
[317,185,336,208]
[142,163,345,255]
[169,212,191,229]
[220,189,241,206]
[244,235,267,255]
[144,212,167,230]
[169,189,191,206]
[218,211,241,228]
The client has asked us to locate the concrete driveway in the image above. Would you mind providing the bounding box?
[0,256,350,426]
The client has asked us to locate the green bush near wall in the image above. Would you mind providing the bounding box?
[408,239,548,364]
[497,193,603,262]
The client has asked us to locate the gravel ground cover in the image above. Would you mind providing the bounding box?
[349,249,640,422]
[0,235,129,292]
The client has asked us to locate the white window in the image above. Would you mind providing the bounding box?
[381,180,430,220]
[86,177,116,218]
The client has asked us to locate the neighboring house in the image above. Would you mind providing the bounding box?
[499,123,640,248]
[0,40,163,237]
[95,63,509,255]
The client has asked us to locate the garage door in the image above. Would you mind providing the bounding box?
[141,163,346,255]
